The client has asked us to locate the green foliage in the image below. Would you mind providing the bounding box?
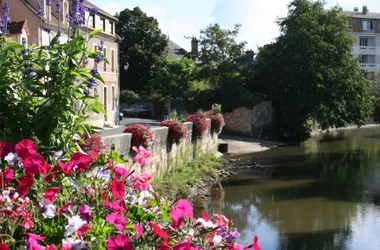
[115,7,168,94]
[190,24,255,112]
[119,89,140,104]
[151,57,204,101]
[253,0,373,143]
[152,154,223,201]
[0,32,103,154]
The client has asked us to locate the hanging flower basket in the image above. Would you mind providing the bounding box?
[123,124,155,148]
[159,119,187,144]
[187,112,209,138]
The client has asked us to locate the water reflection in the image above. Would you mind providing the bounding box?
[210,127,380,250]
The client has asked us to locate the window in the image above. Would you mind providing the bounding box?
[101,18,106,32]
[360,55,376,64]
[362,20,373,30]
[63,1,69,24]
[103,48,107,72]
[360,38,368,46]
[112,86,115,111]
[111,50,115,72]
[103,87,107,121]
[22,37,27,48]
[89,14,95,28]
[109,22,114,34]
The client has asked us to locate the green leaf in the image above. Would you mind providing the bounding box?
[89,29,103,39]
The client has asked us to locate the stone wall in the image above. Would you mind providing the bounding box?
[223,102,276,139]
[102,119,219,175]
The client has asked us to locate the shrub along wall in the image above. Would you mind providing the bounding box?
[102,119,219,175]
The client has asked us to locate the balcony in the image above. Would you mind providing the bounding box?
[359,63,377,72]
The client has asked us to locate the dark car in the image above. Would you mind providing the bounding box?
[123,104,150,117]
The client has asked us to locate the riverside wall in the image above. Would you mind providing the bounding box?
[102,119,219,175]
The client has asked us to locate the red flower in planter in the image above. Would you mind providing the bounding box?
[77,132,106,154]
[15,139,37,159]
[187,112,209,138]
[210,113,225,134]
[123,124,154,148]
[159,119,187,144]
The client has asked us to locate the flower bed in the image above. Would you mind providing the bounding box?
[123,124,155,148]
[159,119,187,144]
[0,139,259,249]
[187,112,209,138]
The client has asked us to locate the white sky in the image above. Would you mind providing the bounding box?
[91,0,380,51]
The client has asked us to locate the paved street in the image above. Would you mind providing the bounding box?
[99,117,160,137]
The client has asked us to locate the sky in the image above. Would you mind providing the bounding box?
[92,0,380,51]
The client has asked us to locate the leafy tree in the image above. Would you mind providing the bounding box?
[115,7,168,94]
[253,0,372,143]
[190,24,255,111]
[150,58,205,101]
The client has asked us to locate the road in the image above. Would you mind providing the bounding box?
[99,117,160,137]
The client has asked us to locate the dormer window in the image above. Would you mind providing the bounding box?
[362,20,373,31]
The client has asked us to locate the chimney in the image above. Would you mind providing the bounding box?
[246,50,254,60]
[191,38,198,56]
[363,5,369,14]
[354,7,359,12]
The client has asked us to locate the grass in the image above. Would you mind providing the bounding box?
[152,154,223,201]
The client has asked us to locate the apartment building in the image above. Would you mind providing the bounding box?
[4,0,120,127]
[344,6,380,79]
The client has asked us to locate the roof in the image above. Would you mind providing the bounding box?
[7,20,29,35]
[86,1,118,21]
[342,10,380,20]
[167,40,187,60]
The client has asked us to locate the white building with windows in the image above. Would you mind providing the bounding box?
[344,6,380,79]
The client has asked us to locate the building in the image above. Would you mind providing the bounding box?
[4,0,120,127]
[167,39,187,60]
[344,6,380,79]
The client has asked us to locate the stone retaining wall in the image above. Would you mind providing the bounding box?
[102,119,219,175]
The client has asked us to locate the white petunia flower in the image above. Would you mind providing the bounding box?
[4,152,20,166]
[64,215,86,237]
[196,218,215,229]
[40,198,56,219]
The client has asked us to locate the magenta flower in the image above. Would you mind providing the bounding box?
[134,224,144,239]
[25,233,46,250]
[106,234,132,250]
[103,201,125,214]
[106,214,127,231]
[131,173,152,191]
[132,146,152,167]
[170,199,193,228]
[15,139,37,159]
[79,204,93,223]
[114,167,129,179]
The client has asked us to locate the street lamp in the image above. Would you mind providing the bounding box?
[124,63,129,71]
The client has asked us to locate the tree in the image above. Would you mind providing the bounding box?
[150,58,205,101]
[190,24,255,111]
[253,0,372,143]
[115,7,168,94]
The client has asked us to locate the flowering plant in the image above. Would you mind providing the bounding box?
[187,112,209,138]
[205,104,225,134]
[0,138,258,249]
[123,124,155,148]
[159,119,187,144]
[77,132,106,154]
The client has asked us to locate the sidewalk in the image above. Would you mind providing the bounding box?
[219,134,280,157]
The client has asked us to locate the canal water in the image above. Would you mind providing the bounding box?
[209,127,380,250]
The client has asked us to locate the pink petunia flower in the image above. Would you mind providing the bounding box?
[106,234,133,250]
[58,201,75,215]
[134,224,144,239]
[78,204,93,223]
[132,146,152,167]
[25,233,46,250]
[103,201,125,214]
[15,139,37,159]
[106,214,127,231]
[21,212,34,229]
[110,180,125,199]
[170,199,193,228]
[23,154,46,176]
[44,187,60,204]
[114,167,129,179]
[131,173,152,191]
[0,168,14,187]
[0,142,13,159]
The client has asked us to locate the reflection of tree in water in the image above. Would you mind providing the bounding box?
[210,150,380,249]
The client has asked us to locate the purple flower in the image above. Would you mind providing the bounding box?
[42,26,51,33]
[84,60,89,65]
[100,39,105,46]
[94,54,103,64]
[37,0,45,17]
[73,76,80,83]
[56,0,62,14]
[84,89,91,96]
[87,77,96,89]
[97,44,104,52]
[46,0,52,6]
[89,7,99,14]
[91,68,99,75]
[87,82,94,89]
[69,0,86,30]
[0,1,10,35]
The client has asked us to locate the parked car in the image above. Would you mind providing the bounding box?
[123,104,150,117]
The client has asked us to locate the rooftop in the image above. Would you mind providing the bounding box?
[167,40,187,60]
[342,9,380,20]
